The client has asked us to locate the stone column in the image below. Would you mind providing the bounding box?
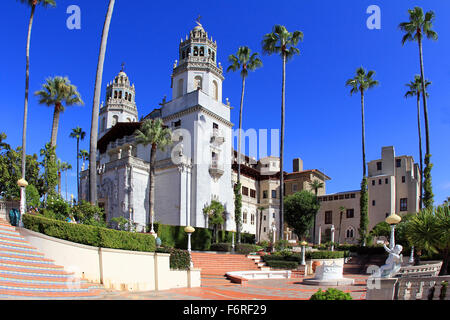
[318,226,322,245]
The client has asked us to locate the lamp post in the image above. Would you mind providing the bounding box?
[17,178,28,227]
[385,213,401,250]
[330,225,335,251]
[150,209,157,238]
[184,226,195,268]
[300,240,307,266]
[271,224,276,252]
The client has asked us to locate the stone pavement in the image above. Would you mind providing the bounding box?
[95,274,368,300]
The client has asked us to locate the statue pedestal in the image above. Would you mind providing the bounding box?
[366,278,398,300]
[303,262,354,286]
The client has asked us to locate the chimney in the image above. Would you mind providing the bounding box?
[293,158,303,172]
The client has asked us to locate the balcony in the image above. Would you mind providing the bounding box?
[209,160,224,178]
[210,128,225,145]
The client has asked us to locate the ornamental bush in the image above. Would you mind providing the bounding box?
[306,251,345,260]
[22,214,155,252]
[210,243,232,252]
[236,243,260,255]
[265,260,298,270]
[310,288,352,300]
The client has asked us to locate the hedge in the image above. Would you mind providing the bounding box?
[265,260,298,270]
[210,243,232,252]
[236,243,260,255]
[23,214,155,252]
[310,288,352,300]
[306,251,345,260]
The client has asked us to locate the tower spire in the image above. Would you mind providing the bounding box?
[121,62,125,72]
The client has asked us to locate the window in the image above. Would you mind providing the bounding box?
[250,189,256,198]
[402,176,406,183]
[377,162,382,170]
[193,46,199,56]
[339,195,344,200]
[396,159,402,168]
[328,196,333,201]
[385,178,389,184]
[112,115,118,126]
[194,75,202,90]
[263,227,266,233]
[263,215,266,221]
[251,214,255,225]
[345,194,350,199]
[213,122,219,129]
[263,191,268,199]
[351,194,356,199]
[334,196,338,200]
[372,200,376,206]
[243,212,247,224]
[173,120,181,128]
[325,211,332,224]
[242,186,249,196]
[119,91,122,99]
[128,94,132,102]
[292,183,298,192]
[212,80,218,101]
[114,91,118,99]
[322,197,327,202]
[125,92,128,100]
[271,190,277,199]
[400,198,408,211]
[372,180,375,186]
[346,227,355,238]
[346,209,354,218]
[386,213,389,218]
[378,179,382,185]
[199,47,204,56]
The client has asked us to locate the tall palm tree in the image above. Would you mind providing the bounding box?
[79,149,89,171]
[89,0,115,205]
[227,46,262,243]
[262,25,303,241]
[134,118,172,234]
[61,162,72,201]
[35,76,84,148]
[17,0,56,217]
[338,206,346,245]
[69,126,86,201]
[405,75,431,210]
[309,180,324,244]
[346,67,379,246]
[399,6,438,209]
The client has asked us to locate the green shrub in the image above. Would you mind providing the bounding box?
[46,195,70,221]
[265,260,298,270]
[210,243,232,252]
[25,185,40,208]
[22,214,155,252]
[236,243,260,255]
[241,232,256,244]
[306,251,345,260]
[310,288,352,300]
[167,248,191,270]
[71,200,106,227]
[275,240,290,251]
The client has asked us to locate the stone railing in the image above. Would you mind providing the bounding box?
[397,261,442,278]
[397,275,450,300]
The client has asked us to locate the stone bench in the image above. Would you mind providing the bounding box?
[397,261,442,278]
[226,270,291,285]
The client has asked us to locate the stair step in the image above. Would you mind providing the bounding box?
[0,253,54,264]
[0,259,64,270]
[0,266,73,277]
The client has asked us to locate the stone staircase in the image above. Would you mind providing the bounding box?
[191,252,268,286]
[0,218,104,299]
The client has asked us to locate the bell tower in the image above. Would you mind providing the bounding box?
[171,18,224,102]
[99,66,138,139]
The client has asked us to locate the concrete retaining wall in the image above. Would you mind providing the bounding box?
[18,228,201,292]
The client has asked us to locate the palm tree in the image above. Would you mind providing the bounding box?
[17,0,56,217]
[61,162,72,201]
[89,0,115,205]
[338,206,346,245]
[79,149,89,171]
[309,180,324,244]
[406,205,449,275]
[134,118,172,234]
[346,67,379,246]
[203,200,225,244]
[227,46,262,243]
[35,76,84,148]
[405,75,431,210]
[69,126,86,201]
[257,206,265,243]
[262,25,303,241]
[399,7,438,209]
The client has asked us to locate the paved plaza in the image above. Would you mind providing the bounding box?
[96,274,368,300]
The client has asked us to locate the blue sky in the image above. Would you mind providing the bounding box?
[1,0,449,204]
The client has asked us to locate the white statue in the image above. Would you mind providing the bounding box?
[375,241,403,278]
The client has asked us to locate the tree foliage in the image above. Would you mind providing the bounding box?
[284,190,319,240]
[234,182,242,242]
[359,177,369,246]
[203,200,226,243]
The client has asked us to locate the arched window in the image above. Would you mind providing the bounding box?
[208,48,211,57]
[193,46,199,56]
[114,91,118,99]
[243,212,248,224]
[251,214,255,225]
[119,91,122,99]
[177,79,184,98]
[125,92,128,100]
[112,115,119,126]
[128,94,132,102]
[212,80,218,101]
[126,118,131,122]
[194,76,202,90]
[199,47,204,56]
[212,51,215,61]
[346,227,355,238]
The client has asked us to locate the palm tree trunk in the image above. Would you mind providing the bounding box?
[89,0,115,204]
[76,138,80,202]
[236,76,246,244]
[279,53,286,241]
[58,171,61,196]
[338,212,343,245]
[50,107,60,147]
[149,144,157,233]
[360,89,366,177]
[65,170,68,201]
[313,189,318,243]
[258,209,263,243]
[418,36,433,209]
[21,4,36,183]
[416,94,424,210]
